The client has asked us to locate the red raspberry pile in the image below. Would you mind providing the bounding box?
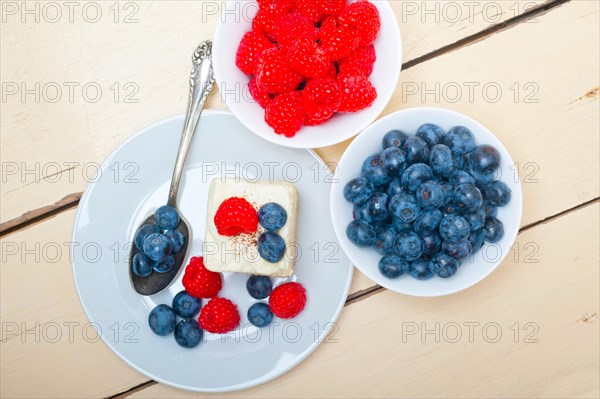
[236,0,380,137]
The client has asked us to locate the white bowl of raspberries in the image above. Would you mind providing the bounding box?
[330,107,523,297]
[213,0,402,148]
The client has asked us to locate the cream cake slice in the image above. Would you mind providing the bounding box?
[204,178,298,277]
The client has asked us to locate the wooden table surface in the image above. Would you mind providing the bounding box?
[1,1,599,398]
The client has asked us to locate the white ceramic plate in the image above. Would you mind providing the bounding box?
[331,107,523,297]
[72,111,352,392]
[213,0,402,149]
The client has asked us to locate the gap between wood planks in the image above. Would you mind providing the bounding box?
[0,0,571,239]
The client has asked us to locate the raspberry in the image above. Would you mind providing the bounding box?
[339,0,380,46]
[286,37,330,78]
[301,78,341,125]
[214,197,258,236]
[265,91,305,137]
[182,257,222,299]
[337,72,377,112]
[294,0,324,23]
[320,16,360,60]
[252,0,295,40]
[255,48,303,94]
[317,0,346,15]
[199,297,241,334]
[248,75,272,109]
[273,12,319,50]
[269,282,307,319]
[338,45,376,76]
[235,31,276,76]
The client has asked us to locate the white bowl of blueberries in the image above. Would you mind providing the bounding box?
[331,107,522,297]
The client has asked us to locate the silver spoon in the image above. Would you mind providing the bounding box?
[129,40,214,295]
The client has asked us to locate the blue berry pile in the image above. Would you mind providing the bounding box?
[132,205,186,277]
[257,203,287,263]
[148,290,203,348]
[344,124,511,280]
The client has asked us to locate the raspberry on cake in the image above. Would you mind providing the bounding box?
[204,178,298,277]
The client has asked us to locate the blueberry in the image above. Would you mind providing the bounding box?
[483,217,504,243]
[403,136,430,164]
[387,178,404,197]
[443,240,472,260]
[258,202,288,230]
[469,145,500,174]
[483,181,511,206]
[153,254,175,273]
[132,253,154,277]
[468,229,485,253]
[391,218,413,232]
[246,275,273,299]
[401,163,433,192]
[449,170,475,186]
[174,319,203,348]
[416,123,445,147]
[148,304,176,336]
[143,233,172,261]
[408,259,434,280]
[439,214,470,243]
[441,203,460,217]
[380,147,407,175]
[452,152,469,170]
[416,180,445,209]
[165,229,185,253]
[353,203,373,224]
[365,192,389,223]
[481,200,498,218]
[258,232,286,262]
[429,252,460,278]
[346,220,376,247]
[362,154,392,187]
[394,232,424,261]
[469,164,496,189]
[452,184,483,213]
[344,177,375,205]
[389,192,420,223]
[444,126,475,154]
[172,290,201,318]
[247,303,273,327]
[463,207,486,231]
[441,182,454,205]
[378,254,408,278]
[421,232,442,256]
[155,205,180,230]
[429,144,455,177]
[382,130,409,149]
[134,224,161,251]
[414,209,443,235]
[375,224,398,255]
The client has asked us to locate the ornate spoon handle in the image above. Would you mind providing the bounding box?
[167,40,215,207]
